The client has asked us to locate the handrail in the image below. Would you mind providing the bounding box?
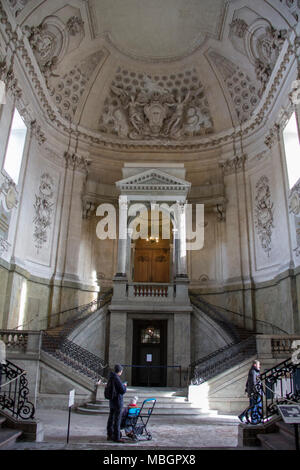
[0,370,26,388]
[191,295,241,342]
[239,356,300,424]
[42,332,109,382]
[0,360,35,420]
[189,335,257,385]
[190,293,289,335]
[14,288,113,331]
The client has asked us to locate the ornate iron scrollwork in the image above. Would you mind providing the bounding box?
[0,360,35,420]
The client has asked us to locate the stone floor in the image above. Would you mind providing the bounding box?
[11,408,254,451]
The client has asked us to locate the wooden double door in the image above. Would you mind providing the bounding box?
[133,239,170,283]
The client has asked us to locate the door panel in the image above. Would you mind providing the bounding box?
[132,320,167,386]
[134,240,170,283]
[134,250,152,282]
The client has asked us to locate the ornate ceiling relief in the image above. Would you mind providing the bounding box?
[208,51,260,123]
[278,0,300,21]
[50,50,104,121]
[229,11,287,96]
[99,68,214,140]
[7,0,29,18]
[23,12,84,88]
[254,175,274,257]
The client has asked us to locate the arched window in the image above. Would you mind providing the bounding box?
[3,108,27,184]
[282,111,300,189]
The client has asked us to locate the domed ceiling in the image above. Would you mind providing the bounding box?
[7,0,298,152]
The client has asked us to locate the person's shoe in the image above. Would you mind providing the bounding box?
[114,438,126,443]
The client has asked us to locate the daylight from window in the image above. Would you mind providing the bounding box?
[283,111,300,189]
[3,108,27,184]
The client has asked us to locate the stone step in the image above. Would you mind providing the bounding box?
[107,387,188,398]
[257,420,300,450]
[258,432,296,450]
[84,400,214,410]
[76,404,219,416]
[277,420,299,440]
[0,429,22,449]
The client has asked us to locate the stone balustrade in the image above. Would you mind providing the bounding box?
[254,334,300,359]
[127,283,174,302]
[0,330,42,355]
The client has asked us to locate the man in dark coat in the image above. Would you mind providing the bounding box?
[245,360,261,405]
[239,359,262,423]
[106,364,127,442]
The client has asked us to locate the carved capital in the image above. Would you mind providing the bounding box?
[264,124,280,149]
[219,154,247,175]
[0,236,10,257]
[64,152,91,173]
[214,204,226,222]
[30,120,46,145]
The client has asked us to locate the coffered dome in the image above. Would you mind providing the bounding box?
[5,0,300,155]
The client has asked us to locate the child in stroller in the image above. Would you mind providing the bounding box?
[121,396,139,438]
[120,397,156,441]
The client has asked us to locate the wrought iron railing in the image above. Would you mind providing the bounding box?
[190,295,242,343]
[41,290,113,383]
[42,333,109,382]
[46,288,113,331]
[262,357,300,421]
[189,335,257,385]
[190,293,289,335]
[0,360,35,420]
[239,357,300,425]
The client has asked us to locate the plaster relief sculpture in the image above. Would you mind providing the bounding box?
[254,175,274,257]
[0,236,10,257]
[66,16,84,36]
[7,0,29,17]
[23,12,85,91]
[33,173,55,253]
[229,11,287,96]
[0,173,18,211]
[208,51,260,123]
[99,69,213,140]
[51,50,104,120]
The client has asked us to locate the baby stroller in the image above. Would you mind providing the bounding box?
[121,398,156,441]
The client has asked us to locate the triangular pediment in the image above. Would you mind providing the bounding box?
[116,169,191,193]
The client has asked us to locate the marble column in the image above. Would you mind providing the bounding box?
[126,227,133,279]
[175,202,188,277]
[174,203,190,304]
[115,195,128,277]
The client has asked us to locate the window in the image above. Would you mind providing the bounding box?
[283,111,300,189]
[3,108,27,184]
[141,326,160,344]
